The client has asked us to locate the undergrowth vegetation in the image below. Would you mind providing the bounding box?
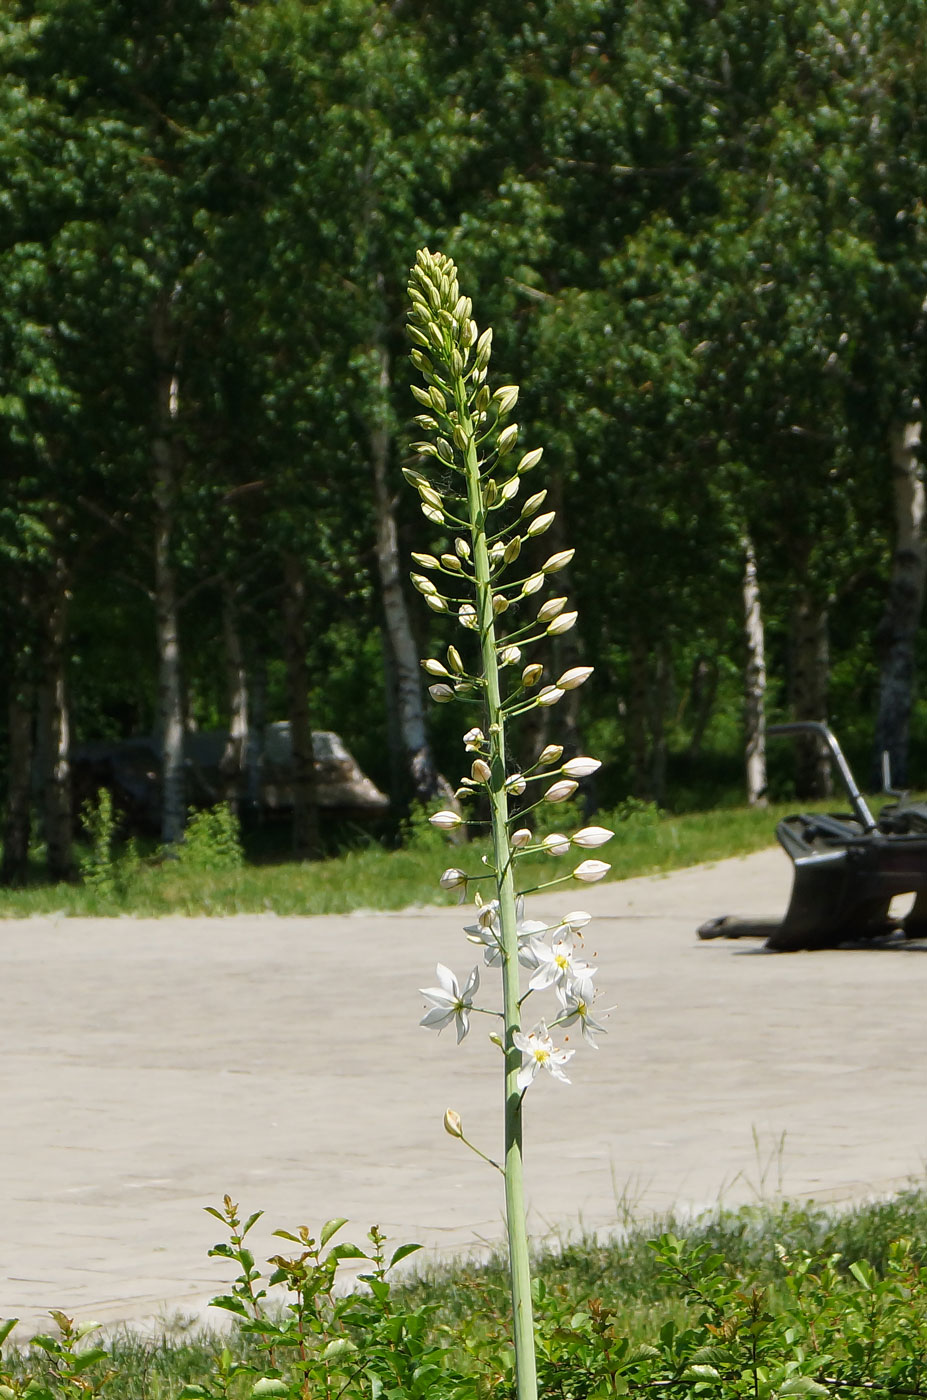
[5,1189,927,1400]
[0,797,823,918]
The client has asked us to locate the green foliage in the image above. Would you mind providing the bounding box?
[77,788,139,905]
[178,806,244,874]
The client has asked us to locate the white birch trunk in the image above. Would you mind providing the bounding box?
[742,535,768,806]
[153,294,186,848]
[873,406,927,787]
[369,337,453,806]
[42,543,73,880]
[219,579,248,812]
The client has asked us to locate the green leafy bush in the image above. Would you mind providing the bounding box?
[178,806,244,873]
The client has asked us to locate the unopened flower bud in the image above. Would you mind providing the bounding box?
[562,756,601,778]
[492,594,509,614]
[572,859,610,883]
[563,910,592,930]
[483,479,498,506]
[411,552,439,570]
[458,604,478,630]
[543,833,571,856]
[526,510,555,537]
[455,537,471,559]
[447,646,464,675]
[521,573,544,596]
[429,683,455,703]
[537,596,567,622]
[411,573,438,596]
[411,383,434,407]
[444,1108,464,1138]
[572,826,614,848]
[493,385,519,415]
[522,663,544,687]
[504,536,522,564]
[429,810,464,830]
[511,828,532,848]
[542,549,574,573]
[419,483,444,509]
[557,666,593,691]
[439,868,468,891]
[426,593,449,613]
[544,780,579,803]
[475,384,491,412]
[471,759,492,783]
[500,477,520,503]
[538,744,564,765]
[547,611,578,635]
[499,645,522,667]
[422,503,445,525]
[505,774,527,795]
[422,658,450,676]
[497,423,519,455]
[441,553,463,573]
[428,385,447,413]
[435,436,455,462]
[521,490,547,517]
[516,447,544,473]
[537,686,565,707]
[463,727,485,750]
[475,327,493,368]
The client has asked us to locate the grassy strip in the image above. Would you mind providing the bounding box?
[0,800,805,918]
[8,1185,927,1399]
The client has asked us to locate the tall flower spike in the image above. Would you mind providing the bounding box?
[406,251,610,1400]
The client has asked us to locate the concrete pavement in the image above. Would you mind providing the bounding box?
[3,845,927,1335]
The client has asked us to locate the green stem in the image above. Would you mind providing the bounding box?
[458,385,538,1400]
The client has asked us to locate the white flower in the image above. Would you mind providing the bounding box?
[572,859,610,883]
[557,666,593,690]
[528,928,595,994]
[544,779,578,803]
[555,984,608,1048]
[439,867,468,898]
[429,810,463,830]
[571,826,614,848]
[464,896,544,968]
[419,964,480,1043]
[542,833,570,857]
[513,1020,574,1090]
[562,756,601,779]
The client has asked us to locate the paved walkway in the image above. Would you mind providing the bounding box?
[3,846,927,1336]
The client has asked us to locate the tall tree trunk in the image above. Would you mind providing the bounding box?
[790,589,832,799]
[282,552,320,859]
[649,640,671,805]
[369,333,452,806]
[153,293,186,848]
[873,407,927,787]
[245,653,266,818]
[219,579,248,813]
[42,547,73,880]
[742,535,768,806]
[1,584,35,885]
[684,656,719,761]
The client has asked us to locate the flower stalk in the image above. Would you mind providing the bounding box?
[406,250,614,1400]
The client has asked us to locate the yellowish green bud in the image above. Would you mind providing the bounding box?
[542,548,574,572]
[538,744,564,765]
[411,552,439,569]
[497,423,519,455]
[447,645,464,674]
[444,1108,464,1138]
[428,385,448,413]
[521,490,547,517]
[522,663,544,687]
[521,573,544,596]
[425,594,448,613]
[492,594,509,614]
[504,535,522,564]
[410,384,433,407]
[500,476,520,502]
[422,658,450,676]
[422,503,445,525]
[475,385,491,412]
[475,327,493,368]
[516,447,544,473]
[441,553,463,572]
[537,596,567,622]
[526,510,555,537]
[419,483,444,509]
[453,423,470,451]
[483,479,498,506]
[455,537,471,559]
[493,385,519,415]
[411,573,437,595]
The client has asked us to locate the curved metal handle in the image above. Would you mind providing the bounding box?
[767,721,877,832]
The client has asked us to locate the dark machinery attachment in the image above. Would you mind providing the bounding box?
[697,722,927,951]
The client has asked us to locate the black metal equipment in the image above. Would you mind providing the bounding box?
[697,722,927,951]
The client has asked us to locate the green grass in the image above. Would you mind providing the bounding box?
[0,799,828,918]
